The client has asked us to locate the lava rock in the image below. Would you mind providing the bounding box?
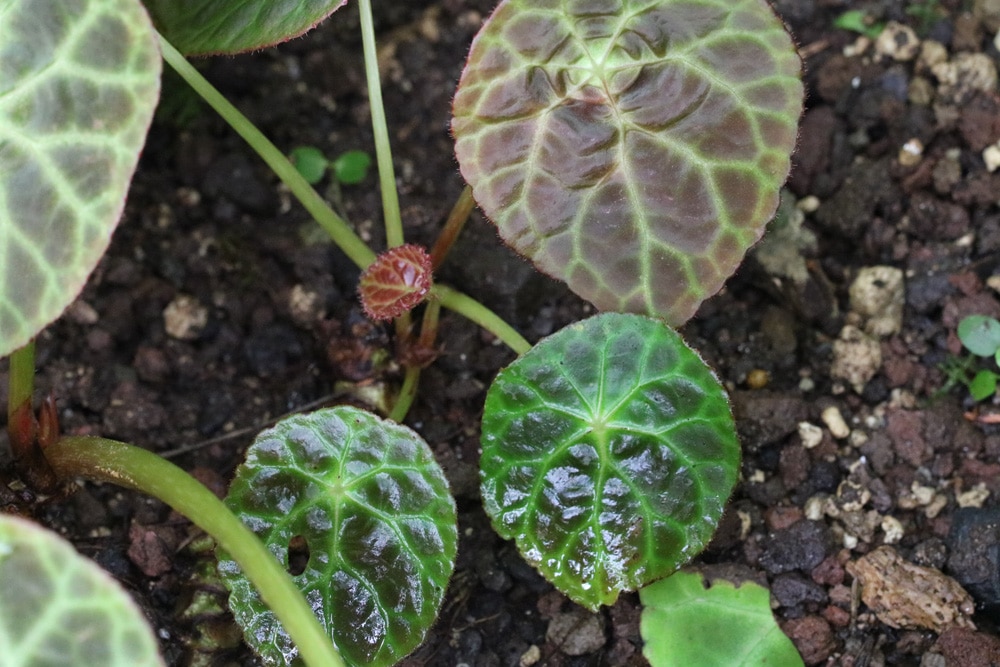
[759,520,833,575]
[730,391,809,452]
[771,572,829,611]
[947,506,1000,611]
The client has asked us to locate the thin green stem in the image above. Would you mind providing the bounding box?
[388,300,441,423]
[390,366,421,423]
[432,285,531,355]
[157,34,375,270]
[357,0,404,248]
[44,436,346,667]
[7,342,35,423]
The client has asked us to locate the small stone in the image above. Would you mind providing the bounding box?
[918,40,949,71]
[804,495,826,521]
[798,422,824,448]
[875,21,920,61]
[898,138,924,167]
[288,284,325,326]
[127,522,173,577]
[66,299,100,325]
[847,546,976,633]
[821,407,851,439]
[933,627,1000,666]
[932,53,999,102]
[957,482,990,508]
[546,608,605,656]
[163,294,208,340]
[882,515,905,544]
[519,645,541,667]
[947,506,1000,609]
[771,573,828,609]
[759,520,832,575]
[746,368,770,389]
[831,325,882,393]
[849,266,905,337]
[984,143,1000,172]
[780,616,836,666]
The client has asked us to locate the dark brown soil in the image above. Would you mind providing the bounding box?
[5,1,1000,665]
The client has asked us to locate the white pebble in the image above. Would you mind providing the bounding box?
[799,422,824,449]
[957,483,990,508]
[163,295,208,340]
[822,407,851,439]
[881,515,905,544]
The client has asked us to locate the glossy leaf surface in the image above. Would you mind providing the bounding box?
[481,313,739,609]
[220,407,457,667]
[143,0,347,55]
[0,0,161,357]
[453,0,803,325]
[640,571,804,667]
[0,514,164,667]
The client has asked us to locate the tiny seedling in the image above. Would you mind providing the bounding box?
[290,146,373,186]
[1,0,804,665]
[952,314,1000,401]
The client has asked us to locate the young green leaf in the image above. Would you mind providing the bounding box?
[640,571,804,667]
[0,0,161,358]
[969,369,998,401]
[0,514,165,667]
[219,407,457,667]
[453,0,803,326]
[290,146,330,185]
[957,314,1000,357]
[143,0,347,56]
[480,313,740,610]
[332,150,373,186]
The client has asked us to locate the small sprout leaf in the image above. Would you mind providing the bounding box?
[453,0,803,326]
[0,0,161,357]
[332,150,373,185]
[969,370,998,402]
[290,146,330,185]
[0,514,165,667]
[957,314,1000,357]
[358,244,433,321]
[144,0,348,56]
[220,406,457,667]
[480,313,740,610]
[640,571,804,667]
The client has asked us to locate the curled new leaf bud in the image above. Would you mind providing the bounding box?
[358,244,433,321]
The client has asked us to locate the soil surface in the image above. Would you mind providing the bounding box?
[5,1,1000,665]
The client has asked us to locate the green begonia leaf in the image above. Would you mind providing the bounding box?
[640,571,804,667]
[453,0,803,326]
[0,514,165,667]
[0,0,161,357]
[143,0,347,56]
[219,407,457,667]
[481,313,740,610]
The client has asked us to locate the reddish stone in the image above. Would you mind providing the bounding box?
[934,627,1000,665]
[886,409,931,467]
[766,506,805,532]
[822,604,851,628]
[781,616,837,666]
[811,555,846,587]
